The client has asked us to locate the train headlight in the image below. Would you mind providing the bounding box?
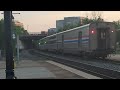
[111,30,114,32]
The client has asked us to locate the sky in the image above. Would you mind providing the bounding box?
[0,11,120,33]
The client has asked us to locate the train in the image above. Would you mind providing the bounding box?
[39,22,116,59]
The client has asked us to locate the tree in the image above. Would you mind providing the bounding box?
[57,12,104,33]
[82,17,95,25]
[12,21,28,55]
[12,21,28,36]
[57,28,63,33]
[81,12,104,25]
[91,11,103,21]
[113,20,120,29]
[0,19,29,56]
[82,17,90,25]
[116,30,120,45]
[113,20,120,46]
[57,20,83,33]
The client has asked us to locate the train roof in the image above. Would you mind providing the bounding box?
[40,24,90,40]
[40,22,114,40]
[57,24,90,34]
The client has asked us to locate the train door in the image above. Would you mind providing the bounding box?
[97,28,110,49]
[78,31,82,50]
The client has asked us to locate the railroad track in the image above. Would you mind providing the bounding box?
[29,49,120,79]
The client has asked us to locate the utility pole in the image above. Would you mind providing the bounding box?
[4,11,16,79]
[16,35,20,63]
[3,11,20,79]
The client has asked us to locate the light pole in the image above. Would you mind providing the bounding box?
[12,33,20,63]
[11,12,20,63]
[2,11,20,63]
[16,35,20,63]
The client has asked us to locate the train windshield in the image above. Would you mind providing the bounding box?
[97,27,110,50]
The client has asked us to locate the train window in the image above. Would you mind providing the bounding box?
[49,36,56,40]
[79,31,82,38]
[48,40,56,44]
[39,40,47,45]
[101,32,106,39]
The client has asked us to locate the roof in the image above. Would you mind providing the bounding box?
[40,22,114,40]
[40,24,90,40]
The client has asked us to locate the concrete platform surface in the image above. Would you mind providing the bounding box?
[0,60,85,79]
[47,61,101,79]
[0,67,56,79]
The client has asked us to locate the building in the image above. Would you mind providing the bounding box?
[64,17,81,26]
[29,32,41,35]
[41,31,47,35]
[56,20,64,30]
[56,17,83,31]
[48,28,57,35]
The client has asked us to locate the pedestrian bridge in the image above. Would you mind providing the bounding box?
[19,33,47,49]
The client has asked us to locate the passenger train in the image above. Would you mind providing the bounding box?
[39,22,116,59]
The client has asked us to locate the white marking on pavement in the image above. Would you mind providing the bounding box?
[47,61,101,79]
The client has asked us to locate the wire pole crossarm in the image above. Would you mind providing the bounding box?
[1,13,20,14]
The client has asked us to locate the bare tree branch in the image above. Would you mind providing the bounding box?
[91,11,103,20]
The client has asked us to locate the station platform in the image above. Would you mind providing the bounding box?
[0,60,100,79]
[0,60,84,79]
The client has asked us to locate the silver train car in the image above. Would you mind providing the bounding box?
[39,22,116,59]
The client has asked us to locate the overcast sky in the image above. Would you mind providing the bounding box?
[0,11,120,32]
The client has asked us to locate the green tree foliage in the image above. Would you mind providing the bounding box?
[82,16,104,25]
[14,25,28,35]
[57,16,104,33]
[57,28,63,33]
[116,30,120,45]
[57,21,81,33]
[0,19,28,56]
[12,21,28,55]
[12,21,28,36]
[39,39,46,45]
[82,17,92,25]
[113,20,120,45]
[113,20,120,29]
